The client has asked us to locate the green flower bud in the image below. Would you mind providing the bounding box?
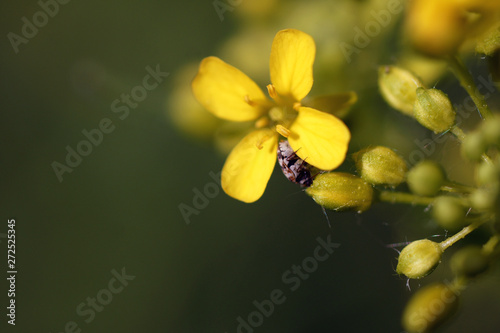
[413,88,456,133]
[432,196,466,231]
[461,131,487,161]
[481,113,500,147]
[353,146,407,186]
[397,239,443,279]
[378,66,424,116]
[305,172,373,212]
[469,187,497,211]
[450,246,489,278]
[476,160,499,186]
[402,283,459,333]
[407,160,446,196]
[475,23,500,56]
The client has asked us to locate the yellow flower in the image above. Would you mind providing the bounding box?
[192,29,351,203]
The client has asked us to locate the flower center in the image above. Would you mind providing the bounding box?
[253,84,300,137]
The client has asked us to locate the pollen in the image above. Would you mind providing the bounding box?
[267,84,278,99]
[276,124,290,137]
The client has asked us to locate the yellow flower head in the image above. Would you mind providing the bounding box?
[192,29,351,203]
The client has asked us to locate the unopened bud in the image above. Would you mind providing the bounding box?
[432,196,466,231]
[475,160,499,186]
[378,66,424,116]
[469,187,498,211]
[353,146,407,186]
[397,239,443,279]
[476,23,500,56]
[450,246,489,278]
[305,172,373,212]
[405,0,467,57]
[407,160,446,196]
[481,113,500,146]
[402,283,459,333]
[461,130,487,161]
[414,88,455,133]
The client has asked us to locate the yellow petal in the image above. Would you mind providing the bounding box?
[288,107,350,170]
[222,129,278,203]
[270,29,315,102]
[192,56,268,121]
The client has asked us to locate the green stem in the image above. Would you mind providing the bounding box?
[482,234,500,255]
[450,275,468,294]
[441,180,474,194]
[450,126,466,142]
[378,191,434,206]
[447,55,492,120]
[440,219,487,251]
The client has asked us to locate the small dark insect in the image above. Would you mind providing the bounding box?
[277,140,313,187]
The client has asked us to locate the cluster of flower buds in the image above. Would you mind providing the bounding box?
[304,56,500,333]
[305,145,409,212]
[379,66,456,133]
[374,57,500,331]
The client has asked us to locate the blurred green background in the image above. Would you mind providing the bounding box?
[1,0,499,332]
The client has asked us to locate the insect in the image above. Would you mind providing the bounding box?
[277,140,313,187]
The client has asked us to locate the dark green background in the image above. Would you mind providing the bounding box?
[1,1,499,332]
